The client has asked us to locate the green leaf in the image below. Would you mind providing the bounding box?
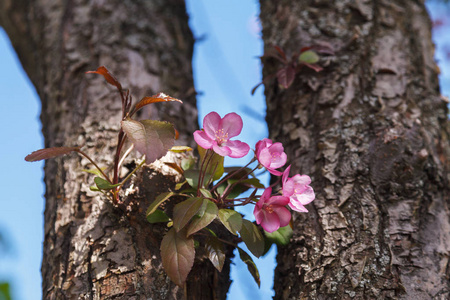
[237,247,261,287]
[186,199,218,236]
[0,282,11,300]
[239,220,265,258]
[82,167,106,177]
[241,178,265,189]
[121,119,175,164]
[205,236,226,272]
[198,145,224,183]
[160,227,195,286]
[146,191,175,217]
[147,209,170,223]
[169,146,193,153]
[94,177,121,190]
[89,186,101,192]
[25,146,80,162]
[264,225,293,246]
[181,157,195,171]
[184,169,200,189]
[175,181,186,191]
[173,197,204,232]
[218,209,242,235]
[298,50,319,64]
[199,188,212,198]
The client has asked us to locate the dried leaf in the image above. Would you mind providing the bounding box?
[160,227,195,286]
[121,119,175,164]
[164,162,184,175]
[25,146,80,162]
[86,66,122,92]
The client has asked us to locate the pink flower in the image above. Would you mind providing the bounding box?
[282,165,315,212]
[254,187,291,233]
[194,112,250,158]
[255,138,287,176]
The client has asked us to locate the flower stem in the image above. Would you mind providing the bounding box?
[76,149,111,183]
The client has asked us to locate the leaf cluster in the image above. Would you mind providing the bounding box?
[25,66,185,203]
[252,44,334,94]
[146,146,293,287]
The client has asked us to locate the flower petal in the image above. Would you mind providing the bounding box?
[291,174,312,187]
[267,195,290,206]
[220,113,243,138]
[260,212,281,233]
[254,206,264,224]
[258,147,272,168]
[292,186,315,205]
[260,187,272,204]
[289,201,308,213]
[282,178,295,197]
[275,206,291,227]
[212,144,232,157]
[193,130,214,149]
[268,169,283,176]
[225,140,250,158]
[282,165,291,186]
[203,112,221,138]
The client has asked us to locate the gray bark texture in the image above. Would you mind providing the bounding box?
[0,0,232,299]
[260,0,450,299]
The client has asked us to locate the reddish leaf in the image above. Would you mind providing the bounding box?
[205,236,226,272]
[273,45,287,61]
[276,66,296,89]
[251,82,264,95]
[86,66,122,92]
[186,199,218,236]
[25,146,80,162]
[160,227,195,286]
[237,247,261,287]
[173,197,204,232]
[303,63,323,72]
[239,220,265,258]
[121,119,175,164]
[134,93,182,113]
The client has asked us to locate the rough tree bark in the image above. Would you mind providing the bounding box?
[261,0,449,299]
[0,0,231,299]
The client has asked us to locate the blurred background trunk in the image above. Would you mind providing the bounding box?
[260,0,450,298]
[0,0,231,299]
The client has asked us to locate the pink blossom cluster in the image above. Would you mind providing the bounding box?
[193,112,315,233]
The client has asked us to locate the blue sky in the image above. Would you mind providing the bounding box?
[0,1,448,300]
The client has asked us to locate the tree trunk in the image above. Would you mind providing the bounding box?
[0,0,231,299]
[260,0,449,299]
